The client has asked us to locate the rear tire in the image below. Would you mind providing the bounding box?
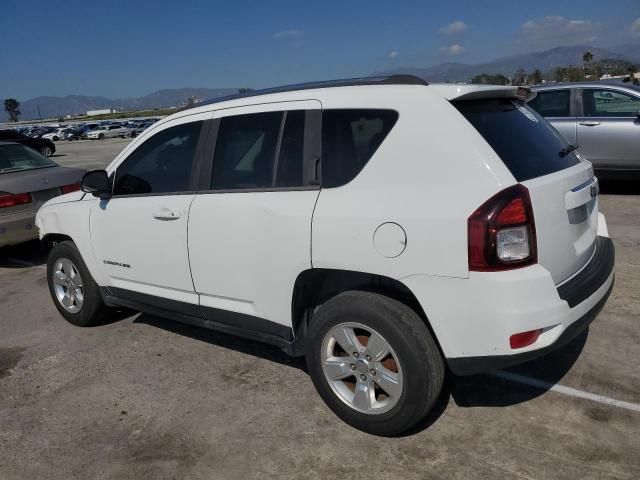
[40,146,52,157]
[305,291,444,436]
[47,241,111,327]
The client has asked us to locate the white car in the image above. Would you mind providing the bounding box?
[42,128,71,141]
[36,76,615,436]
[85,124,131,139]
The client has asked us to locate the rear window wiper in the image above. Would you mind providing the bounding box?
[559,144,578,157]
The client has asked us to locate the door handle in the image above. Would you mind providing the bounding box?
[579,121,601,126]
[153,208,181,220]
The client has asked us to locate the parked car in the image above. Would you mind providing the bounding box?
[64,127,84,141]
[29,127,57,138]
[128,122,152,138]
[85,124,131,140]
[36,76,614,436]
[529,82,640,178]
[0,142,85,247]
[0,129,56,157]
[42,128,73,142]
[78,124,101,139]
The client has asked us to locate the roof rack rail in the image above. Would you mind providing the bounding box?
[181,74,429,111]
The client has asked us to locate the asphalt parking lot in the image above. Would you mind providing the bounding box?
[1,138,639,479]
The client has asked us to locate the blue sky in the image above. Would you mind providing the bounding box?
[1,0,639,100]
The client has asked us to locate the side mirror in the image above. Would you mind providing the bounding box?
[81,170,111,199]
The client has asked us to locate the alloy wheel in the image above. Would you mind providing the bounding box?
[52,258,84,313]
[321,322,403,414]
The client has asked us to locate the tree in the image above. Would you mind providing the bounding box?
[530,69,543,85]
[470,73,509,85]
[238,88,254,94]
[553,67,566,83]
[512,68,527,85]
[629,65,639,85]
[4,98,21,122]
[582,51,593,68]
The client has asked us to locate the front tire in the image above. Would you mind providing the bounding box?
[47,241,110,327]
[305,291,444,436]
[98,133,105,140]
[40,146,52,157]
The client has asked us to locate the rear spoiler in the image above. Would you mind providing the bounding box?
[429,84,537,102]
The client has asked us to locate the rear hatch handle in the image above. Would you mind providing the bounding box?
[565,177,599,210]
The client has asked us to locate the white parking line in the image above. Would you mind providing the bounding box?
[491,370,640,413]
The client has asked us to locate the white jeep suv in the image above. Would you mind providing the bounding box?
[36,76,615,436]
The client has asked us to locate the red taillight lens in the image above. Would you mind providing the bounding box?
[61,183,81,194]
[510,329,542,349]
[0,192,32,209]
[468,184,537,271]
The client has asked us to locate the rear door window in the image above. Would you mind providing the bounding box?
[527,90,571,117]
[582,89,640,117]
[211,112,282,190]
[211,110,312,190]
[455,99,580,182]
[321,109,398,187]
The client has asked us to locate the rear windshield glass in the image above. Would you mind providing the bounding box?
[454,99,580,181]
[0,144,56,174]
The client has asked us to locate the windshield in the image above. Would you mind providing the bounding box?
[454,98,580,182]
[0,144,57,173]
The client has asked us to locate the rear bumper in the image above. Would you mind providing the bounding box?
[448,237,614,375]
[448,277,613,375]
[402,233,615,375]
[0,209,39,247]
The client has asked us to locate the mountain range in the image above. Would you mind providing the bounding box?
[375,44,640,83]
[6,44,640,121]
[11,88,238,121]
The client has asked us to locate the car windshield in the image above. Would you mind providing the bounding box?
[0,143,57,173]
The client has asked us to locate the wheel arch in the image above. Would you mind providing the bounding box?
[41,232,74,248]
[291,268,444,355]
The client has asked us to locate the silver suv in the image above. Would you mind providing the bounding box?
[529,82,640,178]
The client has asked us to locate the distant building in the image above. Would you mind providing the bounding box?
[600,73,640,81]
[86,108,117,116]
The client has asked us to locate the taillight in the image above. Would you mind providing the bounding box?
[0,192,32,209]
[61,183,81,194]
[468,184,537,271]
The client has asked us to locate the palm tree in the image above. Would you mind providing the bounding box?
[629,65,639,85]
[582,51,594,78]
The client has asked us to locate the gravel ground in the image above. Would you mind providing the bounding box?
[0,139,638,479]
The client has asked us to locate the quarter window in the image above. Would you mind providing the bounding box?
[527,90,571,117]
[582,89,640,117]
[113,121,202,195]
[321,109,398,188]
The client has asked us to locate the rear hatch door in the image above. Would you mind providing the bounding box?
[455,97,598,284]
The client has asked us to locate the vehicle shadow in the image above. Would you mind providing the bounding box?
[0,240,47,268]
[449,329,587,408]
[134,313,306,371]
[50,153,67,158]
[599,179,640,195]
[135,313,586,435]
